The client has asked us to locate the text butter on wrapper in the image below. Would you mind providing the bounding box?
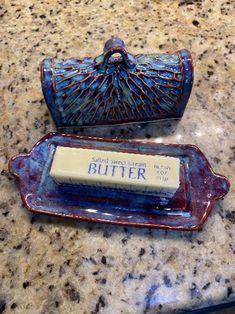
[50,147,180,195]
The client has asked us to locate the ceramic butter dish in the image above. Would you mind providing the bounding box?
[8,133,229,230]
[41,37,193,128]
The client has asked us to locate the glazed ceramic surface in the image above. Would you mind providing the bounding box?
[2,1,235,313]
[8,133,229,231]
[41,37,193,127]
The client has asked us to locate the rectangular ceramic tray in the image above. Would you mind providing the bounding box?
[8,133,229,230]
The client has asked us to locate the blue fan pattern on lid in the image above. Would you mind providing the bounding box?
[41,37,193,127]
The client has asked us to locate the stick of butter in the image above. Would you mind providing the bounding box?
[50,146,180,195]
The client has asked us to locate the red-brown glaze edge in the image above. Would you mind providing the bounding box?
[8,132,230,231]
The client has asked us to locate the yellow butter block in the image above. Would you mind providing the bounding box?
[50,146,180,193]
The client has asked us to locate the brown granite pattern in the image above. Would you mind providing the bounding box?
[0,0,235,313]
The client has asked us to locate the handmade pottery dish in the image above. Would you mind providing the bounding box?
[8,133,229,230]
[41,37,193,128]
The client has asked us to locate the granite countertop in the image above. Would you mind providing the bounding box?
[0,0,235,313]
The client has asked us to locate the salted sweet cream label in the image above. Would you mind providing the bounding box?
[50,146,180,193]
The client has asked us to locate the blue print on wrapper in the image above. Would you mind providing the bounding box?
[88,163,146,180]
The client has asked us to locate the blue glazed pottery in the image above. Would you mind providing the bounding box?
[41,37,193,128]
[8,133,229,230]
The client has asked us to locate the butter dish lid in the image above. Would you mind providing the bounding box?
[41,37,193,129]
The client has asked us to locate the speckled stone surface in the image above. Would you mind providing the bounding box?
[0,0,235,313]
